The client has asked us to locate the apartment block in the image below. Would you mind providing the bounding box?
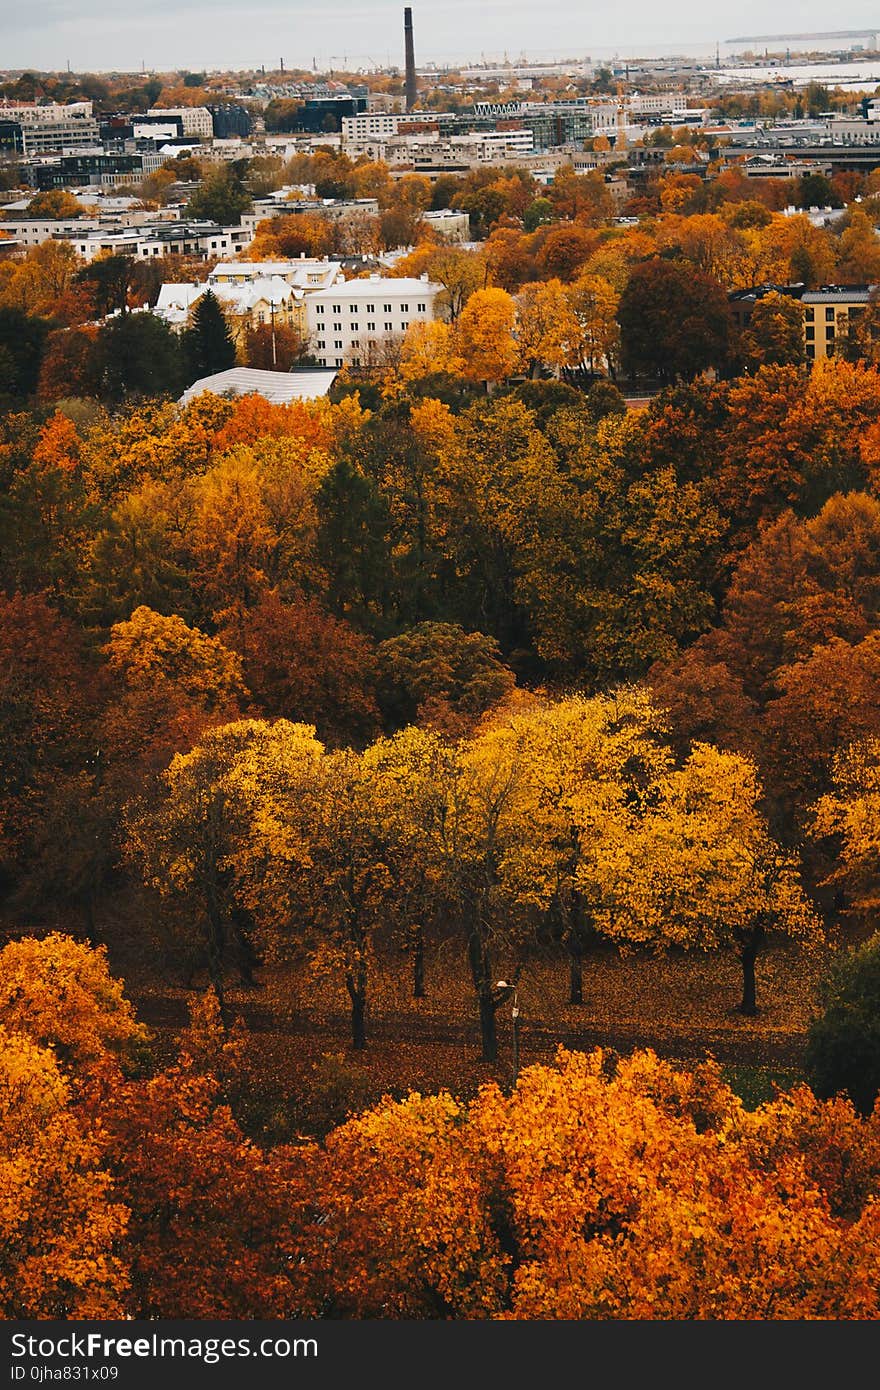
[802,287,875,360]
[305,273,442,367]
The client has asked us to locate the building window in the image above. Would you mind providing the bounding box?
[401,321,408,330]
[827,327,835,340]
[417,302,426,312]
[316,305,324,314]
[367,321,376,331]
[366,303,375,311]
[317,339,325,349]
[351,322,358,332]
[333,321,342,331]
[805,326,815,340]
[334,339,343,349]
[336,358,343,367]
[332,303,341,313]
[383,303,392,312]
[804,306,814,321]
[385,322,393,331]
[826,307,835,320]
[400,303,408,312]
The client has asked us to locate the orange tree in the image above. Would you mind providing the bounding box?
[301,1046,880,1318]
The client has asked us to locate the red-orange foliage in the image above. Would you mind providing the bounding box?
[225,589,379,745]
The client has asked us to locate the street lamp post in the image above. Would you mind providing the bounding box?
[496,980,520,1084]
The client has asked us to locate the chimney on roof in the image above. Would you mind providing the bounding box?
[404,8,417,112]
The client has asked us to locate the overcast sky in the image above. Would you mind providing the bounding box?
[3,1,880,75]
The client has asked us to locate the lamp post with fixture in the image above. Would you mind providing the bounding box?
[495,979,520,1084]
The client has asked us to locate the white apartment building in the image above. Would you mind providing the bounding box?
[0,100,94,122]
[422,209,471,242]
[305,273,442,368]
[5,217,101,247]
[67,221,251,262]
[0,100,100,151]
[341,112,436,145]
[149,106,214,139]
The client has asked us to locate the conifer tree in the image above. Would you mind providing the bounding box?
[183,291,236,381]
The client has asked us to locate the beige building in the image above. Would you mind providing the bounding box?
[803,287,875,360]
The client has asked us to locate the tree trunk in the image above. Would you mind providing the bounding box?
[349,988,367,1050]
[412,927,426,999]
[478,989,498,1063]
[345,939,368,1049]
[467,923,496,1062]
[569,951,583,1006]
[738,921,766,1016]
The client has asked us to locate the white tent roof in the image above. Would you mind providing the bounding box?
[180,367,338,406]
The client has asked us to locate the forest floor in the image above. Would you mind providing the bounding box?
[6,902,830,1136]
[119,930,830,1138]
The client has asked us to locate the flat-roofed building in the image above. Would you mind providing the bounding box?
[802,285,876,360]
[304,272,442,368]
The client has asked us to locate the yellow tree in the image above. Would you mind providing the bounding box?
[811,738,880,919]
[0,1026,130,1318]
[398,319,465,383]
[566,271,620,373]
[585,742,822,1013]
[103,605,246,713]
[125,719,324,1005]
[454,287,517,386]
[0,933,148,1074]
[514,279,582,377]
[479,689,672,1006]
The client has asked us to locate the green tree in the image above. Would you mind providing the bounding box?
[805,933,880,1115]
[0,309,49,400]
[617,259,733,383]
[94,314,184,401]
[185,167,251,225]
[182,291,236,381]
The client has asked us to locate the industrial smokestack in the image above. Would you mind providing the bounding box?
[404,7,417,111]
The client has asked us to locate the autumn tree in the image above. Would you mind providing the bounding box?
[0,933,148,1074]
[737,291,805,372]
[455,287,517,386]
[225,589,379,746]
[617,258,733,383]
[811,738,880,926]
[376,621,515,731]
[514,279,581,378]
[124,720,307,1002]
[302,1046,880,1319]
[0,1027,130,1318]
[592,743,822,1012]
[104,605,245,714]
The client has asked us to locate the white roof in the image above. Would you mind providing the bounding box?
[156,282,206,313]
[306,275,441,302]
[180,368,338,407]
[212,259,332,277]
[212,276,294,311]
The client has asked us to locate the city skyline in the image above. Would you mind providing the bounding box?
[3,1,880,73]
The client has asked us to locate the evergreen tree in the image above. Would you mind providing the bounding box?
[182,291,236,381]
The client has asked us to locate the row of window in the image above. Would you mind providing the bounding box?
[315,302,427,315]
[804,306,842,322]
[315,334,406,350]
